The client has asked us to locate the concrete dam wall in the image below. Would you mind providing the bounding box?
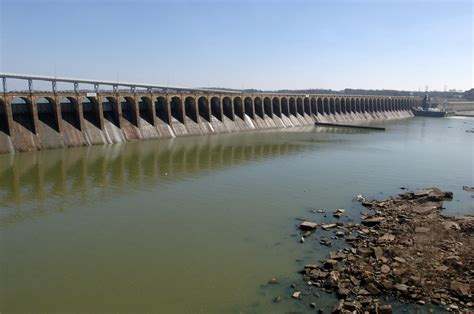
[0,92,416,154]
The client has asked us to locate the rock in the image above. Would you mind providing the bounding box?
[342,301,355,311]
[358,288,371,296]
[413,189,431,197]
[367,282,381,295]
[379,304,393,314]
[373,247,384,260]
[409,188,453,201]
[359,295,372,306]
[324,259,338,269]
[394,283,408,292]
[433,188,453,199]
[329,251,345,260]
[300,221,317,230]
[361,216,384,226]
[381,264,390,274]
[304,264,319,270]
[436,265,449,272]
[309,268,327,280]
[394,257,406,263]
[310,302,317,308]
[379,233,395,242]
[463,185,474,192]
[325,271,340,288]
[442,221,460,231]
[300,237,305,243]
[450,281,470,298]
[412,202,441,214]
[302,230,313,238]
[273,296,281,303]
[320,239,332,246]
[316,209,325,213]
[335,231,345,238]
[337,287,351,298]
[350,276,360,286]
[292,291,301,299]
[382,280,393,289]
[322,223,337,230]
[333,209,345,218]
[332,300,344,313]
[392,267,405,276]
[415,227,430,233]
[448,304,459,311]
[268,278,279,285]
[357,247,373,257]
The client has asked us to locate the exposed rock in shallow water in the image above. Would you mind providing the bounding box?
[292,291,301,299]
[299,187,473,313]
[300,221,317,230]
[321,223,337,230]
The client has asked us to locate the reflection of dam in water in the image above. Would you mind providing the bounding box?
[1,128,347,224]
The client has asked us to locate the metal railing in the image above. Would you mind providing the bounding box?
[0,72,415,99]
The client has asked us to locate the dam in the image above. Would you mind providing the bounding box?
[0,73,417,153]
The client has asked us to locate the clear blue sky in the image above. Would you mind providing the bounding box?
[1,0,472,91]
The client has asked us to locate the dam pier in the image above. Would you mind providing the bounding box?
[0,74,417,153]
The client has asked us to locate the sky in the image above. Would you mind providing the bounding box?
[0,0,472,91]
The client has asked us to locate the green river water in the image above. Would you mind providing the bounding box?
[1,117,473,313]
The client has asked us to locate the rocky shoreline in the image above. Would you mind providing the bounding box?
[295,188,473,313]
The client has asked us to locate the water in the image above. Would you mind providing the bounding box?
[1,117,473,313]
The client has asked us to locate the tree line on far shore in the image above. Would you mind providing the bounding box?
[237,88,473,100]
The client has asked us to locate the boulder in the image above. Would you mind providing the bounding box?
[325,271,340,288]
[379,233,395,242]
[394,257,406,263]
[331,300,344,313]
[300,221,317,230]
[362,216,385,226]
[378,304,393,314]
[337,287,351,299]
[373,247,384,260]
[415,227,430,233]
[394,283,408,292]
[292,291,301,299]
[322,223,337,230]
[330,251,346,260]
[324,259,338,269]
[309,269,327,280]
[333,209,345,218]
[366,282,381,295]
[450,281,471,298]
[357,247,373,258]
